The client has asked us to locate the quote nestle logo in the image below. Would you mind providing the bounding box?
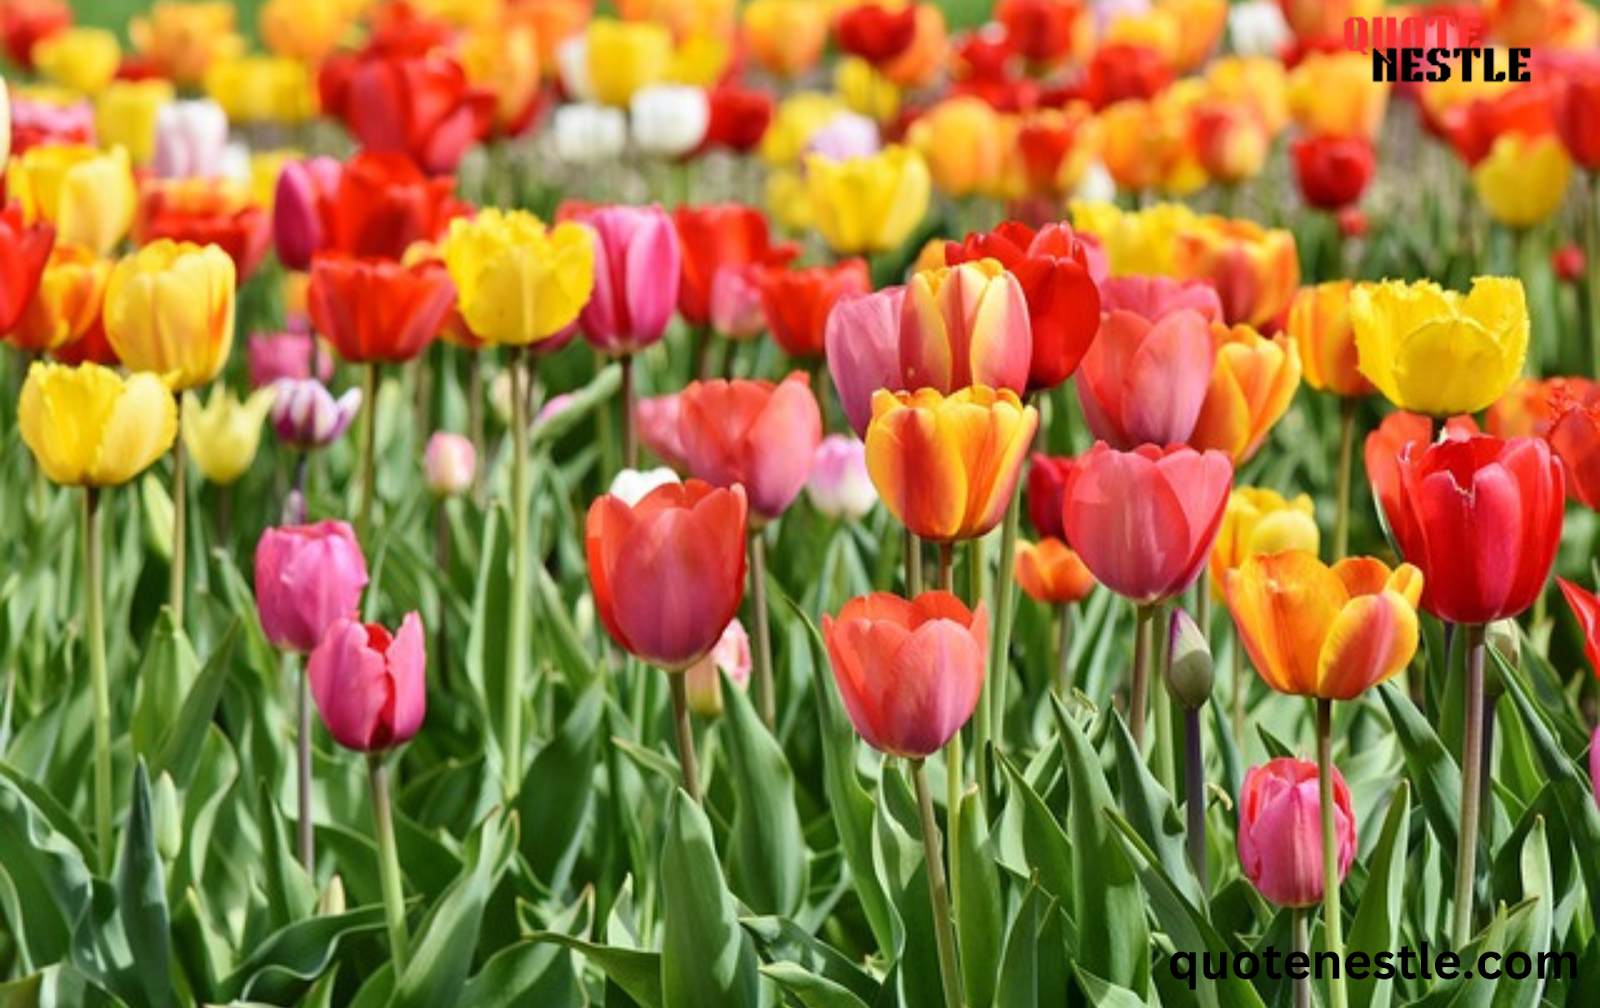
[1343,15,1532,83]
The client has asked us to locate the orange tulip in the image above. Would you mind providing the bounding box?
[743,0,830,79]
[1208,487,1320,597]
[1226,552,1423,701]
[1191,322,1302,463]
[1172,215,1299,328]
[1014,537,1095,604]
[131,0,245,87]
[865,385,1038,543]
[1287,51,1390,140]
[8,243,108,354]
[1189,100,1270,185]
[1287,281,1373,398]
[906,96,1005,198]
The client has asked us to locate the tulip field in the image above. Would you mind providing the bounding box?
[9,0,1600,1006]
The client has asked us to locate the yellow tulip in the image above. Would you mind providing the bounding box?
[669,33,734,86]
[906,96,1005,198]
[1472,133,1572,230]
[458,24,541,132]
[764,168,814,232]
[33,28,122,96]
[441,209,597,346]
[805,145,931,255]
[1204,57,1289,134]
[1209,487,1320,597]
[760,92,843,165]
[105,240,236,391]
[19,362,178,488]
[1288,51,1390,139]
[6,145,136,256]
[204,54,318,124]
[834,57,900,123]
[95,80,176,166]
[1070,200,1199,276]
[181,385,277,484]
[1351,277,1529,416]
[587,19,673,107]
[619,0,737,42]
[259,0,360,63]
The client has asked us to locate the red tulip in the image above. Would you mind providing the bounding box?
[996,0,1082,65]
[308,254,456,364]
[1292,134,1376,211]
[1238,758,1354,909]
[1557,577,1600,675]
[133,179,272,282]
[254,521,370,654]
[945,220,1102,392]
[329,151,467,261]
[1085,43,1172,109]
[1075,309,1216,449]
[677,373,823,522]
[1026,452,1074,542]
[0,202,56,335]
[759,258,872,359]
[1553,244,1587,284]
[702,85,775,154]
[309,613,427,752]
[0,0,69,70]
[319,49,495,175]
[834,1,919,65]
[1381,435,1564,624]
[823,590,988,758]
[825,286,905,437]
[1062,442,1233,605]
[586,480,749,670]
[1549,401,1600,511]
[1364,411,1479,541]
[1440,81,1556,167]
[1554,56,1600,171]
[673,204,795,328]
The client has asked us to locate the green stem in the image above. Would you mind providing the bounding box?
[968,537,990,809]
[1055,604,1074,697]
[170,396,186,626]
[1153,605,1175,793]
[1292,908,1311,1008]
[1453,625,1486,948]
[987,489,1021,752]
[750,531,776,728]
[620,353,637,471]
[296,655,314,873]
[1230,635,1246,750]
[367,754,410,971]
[358,363,379,543]
[905,527,923,597]
[912,760,965,1008]
[938,542,954,593]
[1130,604,1155,751]
[669,672,702,803]
[1316,698,1348,1008]
[1334,398,1357,560]
[84,488,112,875]
[467,352,486,505]
[504,350,531,798]
[1195,566,1211,638]
[1184,705,1209,895]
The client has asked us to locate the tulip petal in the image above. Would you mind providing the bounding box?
[1316,591,1419,699]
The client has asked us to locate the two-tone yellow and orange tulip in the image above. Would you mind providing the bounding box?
[6,144,136,256]
[742,0,830,79]
[865,385,1038,542]
[906,96,1006,198]
[1226,552,1423,700]
[131,0,245,87]
[104,239,236,391]
[1191,322,1302,462]
[1172,216,1300,328]
[9,244,109,355]
[1287,281,1374,398]
[1209,488,1320,597]
[900,258,1032,395]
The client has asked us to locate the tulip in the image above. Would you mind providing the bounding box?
[181,385,276,485]
[1227,552,1423,699]
[1098,274,1222,323]
[898,259,1032,396]
[32,27,120,95]
[905,96,1005,198]
[823,591,988,759]
[1382,435,1563,626]
[552,103,629,165]
[0,0,70,70]
[997,0,1084,65]
[1172,216,1300,329]
[254,520,370,654]
[104,240,235,391]
[1287,281,1373,398]
[249,332,334,388]
[944,221,1103,392]
[1191,323,1302,464]
[12,93,96,155]
[1488,376,1598,440]
[1026,453,1074,542]
[573,204,681,356]
[1190,101,1271,186]
[807,434,878,520]
[825,286,906,437]
[586,480,749,670]
[1351,277,1529,417]
[1287,51,1389,139]
[1549,402,1600,511]
[131,0,245,87]
[0,202,57,338]
[319,50,492,175]
[683,618,754,718]
[328,151,466,262]
[6,144,135,256]
[1473,132,1573,230]
[271,157,338,272]
[834,1,918,65]
[152,99,228,179]
[1070,199,1199,277]
[423,432,476,497]
[805,110,881,162]
[205,54,318,126]
[442,209,596,347]
[759,258,872,360]
[1363,411,1477,539]
[865,386,1039,543]
[1237,758,1355,908]
[133,178,272,282]
[710,265,767,339]
[585,19,673,107]
[1555,58,1600,172]
[631,85,711,158]
[1227,1,1290,59]
[8,243,105,355]
[18,362,178,487]
[805,145,931,255]
[1015,538,1095,605]
[1015,106,1098,198]
[743,0,830,78]
[609,466,682,506]
[1075,309,1216,450]
[674,203,797,328]
[259,0,355,63]
[308,255,455,365]
[92,80,172,166]
[271,378,363,450]
[677,373,823,522]
[457,23,542,138]
[1557,578,1600,676]
[702,84,774,154]
[1292,135,1376,212]
[309,613,426,752]
[1209,487,1320,594]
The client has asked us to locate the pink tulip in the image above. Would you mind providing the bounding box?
[423,432,476,496]
[1098,275,1224,323]
[1075,308,1216,449]
[684,618,753,717]
[248,332,334,388]
[273,156,340,271]
[807,434,877,519]
[900,259,1032,395]
[678,372,823,522]
[709,263,767,339]
[152,99,229,179]
[825,286,905,438]
[309,613,427,751]
[576,204,682,355]
[635,392,689,470]
[1237,758,1355,908]
[254,521,370,653]
[1062,442,1232,604]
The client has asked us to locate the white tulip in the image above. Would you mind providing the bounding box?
[553,102,628,165]
[609,467,682,506]
[630,85,710,159]
[555,36,595,103]
[1228,0,1291,58]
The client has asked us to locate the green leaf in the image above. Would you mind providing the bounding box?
[517,683,604,890]
[151,621,239,787]
[1348,781,1412,1008]
[995,882,1068,1008]
[458,937,582,1008]
[1488,817,1551,1008]
[525,933,661,1008]
[223,906,389,1002]
[466,505,513,767]
[1106,710,1203,908]
[994,753,1072,907]
[130,612,200,766]
[0,773,92,972]
[758,963,870,1008]
[1377,683,1461,857]
[1073,966,1157,1008]
[721,669,807,917]
[740,916,880,1005]
[955,785,1003,1008]
[660,790,761,1008]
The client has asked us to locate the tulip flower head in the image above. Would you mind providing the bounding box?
[805,145,931,255]
[423,432,476,497]
[825,285,906,437]
[309,613,426,752]
[1238,758,1355,908]
[1172,215,1300,329]
[677,373,823,522]
[1287,281,1374,398]
[1014,538,1096,605]
[309,254,455,365]
[573,204,681,355]
[1472,132,1573,230]
[553,103,629,165]
[1292,134,1376,212]
[19,362,178,487]
[1025,453,1075,542]
[630,84,711,158]
[1075,308,1216,449]
[684,618,754,718]
[104,239,236,391]
[6,143,136,256]
[900,258,1032,395]
[248,332,334,388]
[608,466,682,506]
[1191,322,1303,463]
[823,590,988,759]
[1209,487,1320,596]
[182,385,277,485]
[442,208,597,347]
[807,434,878,520]
[759,257,872,359]
[1558,578,1600,677]
[586,480,749,670]
[0,202,58,337]
[271,378,362,450]
[152,99,229,179]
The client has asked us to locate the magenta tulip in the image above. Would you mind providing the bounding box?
[575,204,682,356]
[273,156,340,271]
[309,612,427,751]
[825,286,905,438]
[254,521,370,653]
[1238,758,1355,908]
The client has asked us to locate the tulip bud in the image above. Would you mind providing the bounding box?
[806,434,877,519]
[631,85,711,159]
[423,432,476,497]
[1238,757,1355,908]
[153,771,182,863]
[309,613,427,752]
[683,619,753,717]
[317,874,346,916]
[1484,618,1519,699]
[182,385,278,485]
[608,466,682,506]
[270,379,362,450]
[1166,609,1213,710]
[1553,245,1586,285]
[254,521,369,653]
